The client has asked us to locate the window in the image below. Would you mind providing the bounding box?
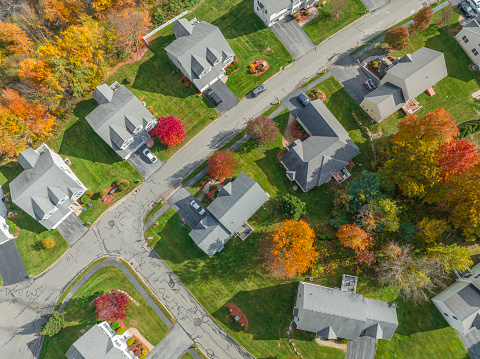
[145,120,156,131]
[214,58,221,66]
[463,36,469,43]
[58,197,68,205]
[133,126,142,134]
[224,56,234,64]
[121,138,134,150]
[473,48,479,56]
[73,191,83,199]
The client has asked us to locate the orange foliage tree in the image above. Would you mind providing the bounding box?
[92,0,135,19]
[207,150,239,181]
[437,139,479,181]
[41,0,85,27]
[107,8,151,53]
[0,89,55,157]
[0,22,33,55]
[337,224,375,266]
[270,219,318,276]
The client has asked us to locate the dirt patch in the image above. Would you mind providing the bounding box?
[102,47,148,83]
[315,337,348,351]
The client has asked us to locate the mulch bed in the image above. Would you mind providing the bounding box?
[249,59,269,76]
[292,120,309,141]
[116,320,150,356]
[101,185,119,205]
[294,9,311,22]
[365,61,385,80]
[226,303,249,331]
[448,26,461,37]
[278,148,287,160]
[308,89,326,102]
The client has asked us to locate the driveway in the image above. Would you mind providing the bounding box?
[360,0,389,12]
[127,145,164,180]
[56,213,87,245]
[168,186,206,229]
[283,88,309,117]
[346,336,377,359]
[148,325,193,359]
[0,240,27,285]
[330,56,371,104]
[205,80,240,115]
[458,328,480,359]
[271,16,315,60]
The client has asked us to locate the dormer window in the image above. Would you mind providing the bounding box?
[224,56,234,64]
[121,138,134,150]
[200,67,212,78]
[133,126,142,134]
[72,191,83,199]
[214,58,221,66]
[44,207,58,219]
[145,120,156,131]
[58,196,68,205]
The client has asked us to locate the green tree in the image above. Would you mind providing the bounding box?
[281,194,306,220]
[342,171,381,214]
[41,312,67,336]
[427,244,472,273]
[375,198,400,232]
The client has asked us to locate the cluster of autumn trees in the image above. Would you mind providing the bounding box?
[265,108,478,303]
[0,0,151,158]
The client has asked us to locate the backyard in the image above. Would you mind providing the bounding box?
[39,265,170,359]
[365,6,480,143]
[303,0,367,45]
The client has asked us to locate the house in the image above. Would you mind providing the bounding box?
[86,83,157,160]
[165,18,235,92]
[9,144,86,230]
[360,47,448,122]
[280,99,360,192]
[432,262,480,334]
[293,280,398,341]
[66,321,137,359]
[189,173,269,257]
[254,0,317,27]
[0,187,13,244]
[456,19,480,69]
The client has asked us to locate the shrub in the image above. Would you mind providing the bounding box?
[41,312,67,337]
[142,348,148,355]
[305,10,309,15]
[226,66,233,75]
[6,219,17,235]
[127,337,134,346]
[85,189,93,196]
[118,181,130,191]
[111,321,120,330]
[116,179,125,186]
[249,64,254,69]
[249,67,255,74]
[126,76,134,84]
[293,11,300,18]
[281,194,307,220]
[339,338,349,344]
[134,349,141,356]
[129,344,136,351]
[140,355,146,359]
[81,194,90,204]
[233,60,240,69]
[42,238,56,249]
[100,188,109,197]
[134,339,139,345]
[116,327,126,335]
[372,61,378,69]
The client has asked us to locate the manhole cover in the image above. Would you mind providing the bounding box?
[193,318,202,326]
[108,220,115,228]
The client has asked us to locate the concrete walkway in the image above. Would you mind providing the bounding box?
[303,71,334,92]
[57,259,174,330]
[144,204,171,231]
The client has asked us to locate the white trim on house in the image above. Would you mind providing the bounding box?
[145,120,156,131]
[121,138,134,150]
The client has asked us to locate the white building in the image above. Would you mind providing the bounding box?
[254,0,317,27]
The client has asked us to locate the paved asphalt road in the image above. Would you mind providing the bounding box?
[0,1,426,358]
[271,16,315,60]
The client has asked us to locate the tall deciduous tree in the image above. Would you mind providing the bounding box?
[94,289,130,322]
[270,219,318,276]
[437,139,479,181]
[207,150,239,181]
[336,224,373,251]
[385,26,410,51]
[427,243,473,273]
[155,116,186,146]
[41,0,85,27]
[107,8,151,53]
[411,6,433,33]
[0,89,55,157]
[246,116,279,146]
[415,218,449,244]
[0,22,33,55]
[377,243,447,303]
[92,0,135,19]
[342,171,381,214]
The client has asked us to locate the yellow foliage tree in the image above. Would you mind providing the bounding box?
[42,238,56,249]
[415,218,449,243]
[0,22,33,55]
[41,0,86,27]
[270,219,318,276]
[427,243,472,273]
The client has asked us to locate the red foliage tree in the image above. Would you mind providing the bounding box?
[207,150,239,181]
[411,6,433,33]
[155,116,186,146]
[385,26,410,51]
[437,139,480,181]
[355,249,375,266]
[93,289,130,322]
[246,117,279,146]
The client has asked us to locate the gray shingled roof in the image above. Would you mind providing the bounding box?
[444,284,480,321]
[10,145,86,230]
[280,100,359,192]
[294,282,398,340]
[165,20,235,91]
[260,0,292,14]
[65,325,125,359]
[189,173,269,257]
[86,85,155,160]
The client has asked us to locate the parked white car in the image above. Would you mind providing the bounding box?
[143,148,157,163]
[190,200,206,215]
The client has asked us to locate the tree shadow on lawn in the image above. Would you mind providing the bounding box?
[57,117,120,165]
[64,291,102,323]
[0,161,23,189]
[212,282,299,341]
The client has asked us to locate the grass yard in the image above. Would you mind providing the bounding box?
[368,6,480,143]
[303,0,368,45]
[39,266,170,359]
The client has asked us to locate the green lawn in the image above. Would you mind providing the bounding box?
[303,0,368,45]
[368,6,480,143]
[39,266,170,359]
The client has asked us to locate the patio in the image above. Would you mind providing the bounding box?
[333,168,352,184]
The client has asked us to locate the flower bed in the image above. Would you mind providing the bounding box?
[225,60,240,75]
[248,59,269,76]
[292,120,309,141]
[278,148,287,160]
[293,9,311,22]
[308,88,326,101]
[226,303,249,332]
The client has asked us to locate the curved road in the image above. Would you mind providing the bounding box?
[0,1,425,358]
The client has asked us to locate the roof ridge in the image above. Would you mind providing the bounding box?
[211,177,257,223]
[173,23,218,57]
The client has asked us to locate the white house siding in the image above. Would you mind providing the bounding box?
[432,298,467,333]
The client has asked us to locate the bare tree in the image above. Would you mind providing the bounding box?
[377,243,448,303]
[107,8,151,53]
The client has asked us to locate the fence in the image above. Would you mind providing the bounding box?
[143,10,189,44]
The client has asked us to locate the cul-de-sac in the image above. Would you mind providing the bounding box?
[1,0,480,358]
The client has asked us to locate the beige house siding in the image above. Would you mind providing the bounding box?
[456,29,480,68]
